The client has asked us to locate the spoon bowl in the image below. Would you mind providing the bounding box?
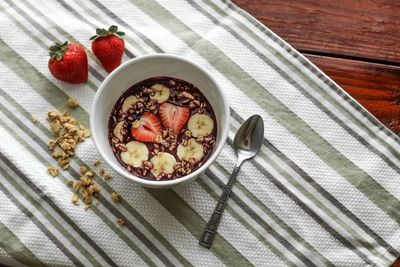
[234,115,264,164]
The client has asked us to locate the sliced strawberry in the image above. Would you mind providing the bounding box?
[159,102,190,134]
[131,113,162,143]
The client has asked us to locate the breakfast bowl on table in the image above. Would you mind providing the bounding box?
[91,54,230,188]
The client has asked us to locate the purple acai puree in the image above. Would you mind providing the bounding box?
[108,76,217,181]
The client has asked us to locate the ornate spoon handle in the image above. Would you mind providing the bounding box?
[199,166,241,248]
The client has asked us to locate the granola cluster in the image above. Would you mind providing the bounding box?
[67,160,115,209]
[67,98,79,108]
[71,166,100,208]
[47,166,59,177]
[159,127,178,151]
[47,110,91,170]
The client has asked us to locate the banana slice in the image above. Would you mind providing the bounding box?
[150,152,176,177]
[177,138,204,163]
[120,141,149,168]
[113,121,124,141]
[122,95,139,112]
[187,113,214,137]
[151,84,170,103]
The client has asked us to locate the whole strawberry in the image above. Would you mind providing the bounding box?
[48,41,88,84]
[90,25,125,73]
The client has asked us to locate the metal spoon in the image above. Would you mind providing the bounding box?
[199,115,264,248]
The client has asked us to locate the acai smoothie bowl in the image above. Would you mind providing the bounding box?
[91,54,229,188]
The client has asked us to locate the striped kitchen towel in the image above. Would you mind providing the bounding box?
[1,0,400,266]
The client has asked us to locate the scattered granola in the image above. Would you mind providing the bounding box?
[93,159,101,166]
[67,180,74,187]
[47,166,58,177]
[47,110,90,170]
[85,171,95,178]
[116,218,125,226]
[71,194,79,205]
[67,98,79,108]
[103,172,112,181]
[111,192,121,203]
[74,170,100,206]
[79,165,87,175]
[31,115,37,123]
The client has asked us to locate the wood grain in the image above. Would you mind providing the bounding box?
[233,0,400,64]
[305,54,400,133]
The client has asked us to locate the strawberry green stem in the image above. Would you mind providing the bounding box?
[49,41,69,61]
[89,25,125,41]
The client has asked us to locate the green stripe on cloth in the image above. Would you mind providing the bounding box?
[5,2,311,263]
[215,145,391,265]
[0,77,277,265]
[190,0,400,183]
[203,0,400,187]
[82,0,163,53]
[206,163,335,266]
[0,221,45,267]
[0,66,195,267]
[0,39,88,123]
[0,1,99,91]
[219,0,400,147]
[127,0,400,228]
[0,85,231,266]
[52,0,145,56]
[102,0,398,264]
[227,132,391,262]
[196,177,298,266]
[0,102,176,266]
[0,43,226,263]
[1,2,292,264]
[147,188,253,267]
[230,108,399,258]
[0,25,220,264]
[0,177,84,266]
[201,0,400,161]
[0,163,107,267]
[1,0,400,266]
[0,103,157,266]
[70,1,389,262]
[3,0,103,88]
[60,1,396,264]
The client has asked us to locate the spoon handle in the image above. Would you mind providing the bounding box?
[199,165,241,248]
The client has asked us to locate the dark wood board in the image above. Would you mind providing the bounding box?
[305,54,400,134]
[233,0,400,64]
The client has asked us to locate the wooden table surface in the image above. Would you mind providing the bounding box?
[233,0,400,265]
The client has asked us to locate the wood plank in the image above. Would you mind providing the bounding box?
[233,0,400,64]
[305,54,400,134]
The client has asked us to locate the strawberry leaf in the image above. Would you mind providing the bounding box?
[48,41,69,61]
[49,45,58,52]
[109,25,118,33]
[90,25,125,41]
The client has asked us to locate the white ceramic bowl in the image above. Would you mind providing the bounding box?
[91,54,230,188]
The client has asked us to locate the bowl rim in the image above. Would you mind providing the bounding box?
[90,53,230,187]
